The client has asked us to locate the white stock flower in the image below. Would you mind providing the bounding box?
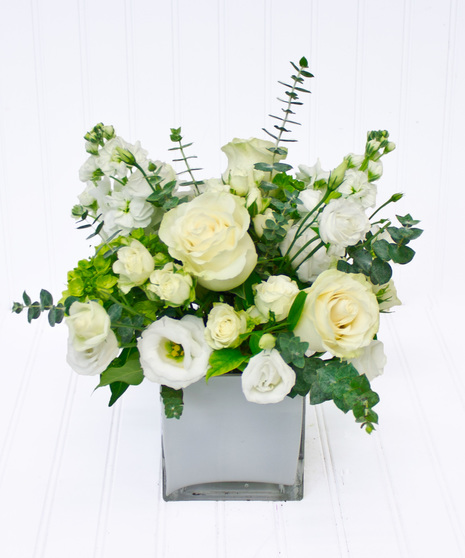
[338,169,377,209]
[147,263,194,306]
[294,269,379,359]
[125,161,176,198]
[367,160,383,181]
[372,279,402,311]
[221,137,286,195]
[296,159,329,186]
[102,190,154,237]
[79,156,100,182]
[137,315,212,390]
[254,275,299,322]
[112,239,155,294]
[78,177,111,208]
[98,137,148,178]
[344,153,365,169]
[298,188,324,213]
[159,191,257,291]
[205,303,247,349]
[319,198,370,248]
[350,340,387,381]
[241,350,296,404]
[66,301,119,376]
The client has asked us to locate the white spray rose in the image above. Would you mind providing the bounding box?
[65,301,119,376]
[294,269,380,359]
[254,275,299,322]
[205,303,247,349]
[319,198,370,248]
[137,315,212,390]
[338,169,377,209]
[112,239,155,294]
[221,137,286,195]
[147,263,194,306]
[241,350,296,404]
[159,191,257,291]
[350,340,387,381]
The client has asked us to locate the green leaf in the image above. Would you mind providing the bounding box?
[276,332,308,369]
[206,349,248,381]
[337,260,353,274]
[370,258,392,285]
[287,291,308,331]
[273,162,293,173]
[64,296,80,314]
[161,385,184,419]
[40,289,53,310]
[22,291,31,306]
[372,239,391,261]
[107,303,123,323]
[48,307,57,327]
[98,352,144,387]
[108,381,130,406]
[254,162,274,172]
[388,244,415,264]
[27,303,41,323]
[350,248,372,274]
[299,56,309,68]
[396,213,421,227]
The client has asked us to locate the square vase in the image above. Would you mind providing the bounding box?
[161,373,305,501]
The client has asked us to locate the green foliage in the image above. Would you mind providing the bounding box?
[206,349,249,381]
[97,350,144,388]
[287,291,308,331]
[169,127,203,193]
[276,332,309,369]
[161,385,184,419]
[12,289,65,327]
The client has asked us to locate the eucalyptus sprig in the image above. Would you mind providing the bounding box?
[169,127,203,195]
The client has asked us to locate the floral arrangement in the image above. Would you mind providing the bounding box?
[13,58,422,433]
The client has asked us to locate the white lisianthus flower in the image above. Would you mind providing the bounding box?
[254,275,299,322]
[102,190,154,237]
[205,303,247,349]
[159,191,257,291]
[221,137,286,195]
[147,263,194,307]
[241,350,296,404]
[319,198,370,248]
[350,340,387,381]
[137,315,212,390]
[65,301,119,376]
[112,239,155,294]
[338,169,377,209]
[294,269,379,359]
[295,159,329,186]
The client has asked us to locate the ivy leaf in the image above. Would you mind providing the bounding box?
[161,385,184,419]
[206,349,248,381]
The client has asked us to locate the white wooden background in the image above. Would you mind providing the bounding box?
[1,0,464,556]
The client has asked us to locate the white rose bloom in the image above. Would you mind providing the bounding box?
[205,303,247,349]
[112,239,155,294]
[296,159,330,186]
[221,137,286,195]
[241,350,296,404]
[319,198,370,248]
[201,178,230,194]
[102,190,154,237]
[147,263,194,306]
[294,269,379,359]
[254,275,299,322]
[137,315,212,390]
[66,301,119,376]
[338,169,377,209]
[350,340,387,381]
[159,191,257,291]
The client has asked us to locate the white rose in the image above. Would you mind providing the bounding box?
[201,178,230,194]
[147,263,194,306]
[159,191,257,291]
[221,137,286,195]
[241,350,296,404]
[66,301,119,376]
[137,315,212,390]
[112,239,155,294]
[319,198,370,248]
[294,269,379,359]
[338,169,377,209]
[350,340,387,381]
[254,275,299,322]
[102,190,154,237]
[205,303,247,349]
